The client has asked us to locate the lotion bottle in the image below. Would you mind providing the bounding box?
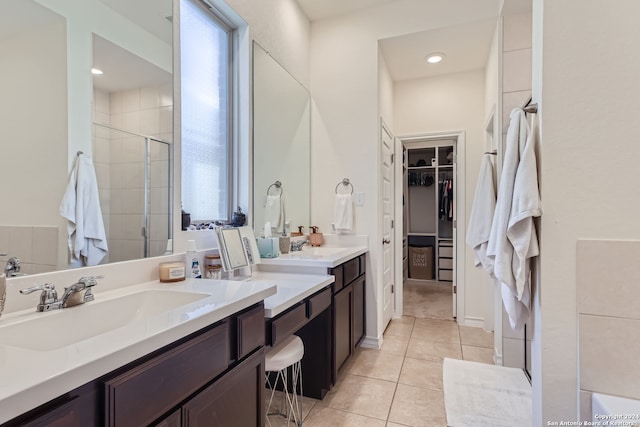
[185,240,201,278]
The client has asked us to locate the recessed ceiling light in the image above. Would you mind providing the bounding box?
[91,68,103,75]
[426,53,445,64]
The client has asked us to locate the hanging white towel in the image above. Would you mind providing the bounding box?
[466,154,496,276]
[265,194,284,230]
[487,108,542,330]
[60,153,108,266]
[334,193,354,232]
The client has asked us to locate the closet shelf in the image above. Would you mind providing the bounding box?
[407,166,435,170]
[407,232,436,237]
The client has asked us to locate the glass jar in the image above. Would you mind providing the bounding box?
[205,265,222,280]
[205,254,222,268]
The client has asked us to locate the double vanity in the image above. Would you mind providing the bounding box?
[0,243,367,426]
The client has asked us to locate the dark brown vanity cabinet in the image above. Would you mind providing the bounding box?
[330,254,366,378]
[4,303,266,427]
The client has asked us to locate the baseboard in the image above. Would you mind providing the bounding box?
[494,348,503,366]
[360,336,382,350]
[462,316,485,328]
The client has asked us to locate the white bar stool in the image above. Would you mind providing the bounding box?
[265,335,304,426]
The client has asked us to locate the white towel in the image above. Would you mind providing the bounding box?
[334,193,354,232]
[60,154,108,266]
[265,194,284,230]
[466,154,496,276]
[487,108,541,330]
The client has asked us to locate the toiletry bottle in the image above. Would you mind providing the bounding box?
[185,240,201,278]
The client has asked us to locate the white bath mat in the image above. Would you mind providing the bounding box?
[443,358,531,427]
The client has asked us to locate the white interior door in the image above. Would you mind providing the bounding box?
[381,123,395,329]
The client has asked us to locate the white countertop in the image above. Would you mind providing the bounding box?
[247,272,335,318]
[0,279,276,424]
[259,245,368,268]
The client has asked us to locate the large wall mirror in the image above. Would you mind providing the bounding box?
[0,0,173,274]
[252,42,310,236]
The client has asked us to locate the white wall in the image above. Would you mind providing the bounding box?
[310,0,501,342]
[532,0,640,422]
[394,70,486,325]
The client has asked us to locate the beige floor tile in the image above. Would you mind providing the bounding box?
[303,405,387,427]
[461,344,495,364]
[398,357,443,391]
[384,317,415,337]
[319,374,396,420]
[406,337,462,362]
[403,281,455,320]
[347,349,404,382]
[413,317,457,330]
[386,423,410,427]
[388,384,447,427]
[459,325,494,348]
[411,323,460,344]
[380,334,410,356]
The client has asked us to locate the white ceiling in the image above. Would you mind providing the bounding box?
[296,0,402,21]
[379,19,498,81]
[295,0,499,81]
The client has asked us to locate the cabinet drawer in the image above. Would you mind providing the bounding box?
[343,257,360,285]
[330,265,344,292]
[439,246,453,258]
[270,303,307,347]
[307,287,331,320]
[237,303,265,360]
[439,258,453,269]
[103,322,230,427]
[438,269,453,281]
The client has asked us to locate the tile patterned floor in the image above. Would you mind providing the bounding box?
[266,282,495,427]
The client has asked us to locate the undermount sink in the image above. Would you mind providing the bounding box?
[0,290,209,351]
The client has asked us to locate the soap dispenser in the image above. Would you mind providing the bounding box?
[309,226,324,247]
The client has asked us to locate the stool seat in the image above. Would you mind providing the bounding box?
[265,335,305,426]
[266,335,304,372]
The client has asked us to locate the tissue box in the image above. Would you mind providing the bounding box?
[257,238,280,258]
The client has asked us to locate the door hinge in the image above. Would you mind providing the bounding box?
[391,153,394,163]
[391,219,394,229]
[453,285,457,294]
[453,219,457,228]
[141,226,146,237]
[391,285,395,293]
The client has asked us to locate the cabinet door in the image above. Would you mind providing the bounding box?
[352,275,365,349]
[153,409,181,427]
[334,287,352,375]
[21,398,81,427]
[183,348,265,427]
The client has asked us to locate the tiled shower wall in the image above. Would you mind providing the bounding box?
[577,240,640,421]
[0,226,58,274]
[500,11,533,370]
[93,84,172,263]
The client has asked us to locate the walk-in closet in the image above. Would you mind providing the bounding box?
[403,138,457,319]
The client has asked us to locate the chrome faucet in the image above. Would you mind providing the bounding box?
[4,256,24,277]
[20,276,103,312]
[290,240,308,252]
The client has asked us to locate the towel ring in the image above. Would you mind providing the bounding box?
[335,178,354,195]
[267,181,283,196]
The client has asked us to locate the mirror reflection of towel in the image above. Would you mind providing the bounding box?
[334,194,353,232]
[265,194,284,230]
[60,154,108,266]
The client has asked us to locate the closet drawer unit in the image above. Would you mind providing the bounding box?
[438,269,453,282]
[439,258,453,269]
[439,245,453,258]
[343,257,360,285]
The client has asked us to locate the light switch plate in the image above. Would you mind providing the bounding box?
[354,192,364,206]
